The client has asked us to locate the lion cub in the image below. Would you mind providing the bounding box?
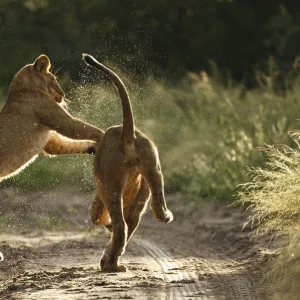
[0,54,104,181]
[83,54,173,272]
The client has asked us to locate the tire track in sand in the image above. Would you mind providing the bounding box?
[134,238,209,299]
[134,237,262,300]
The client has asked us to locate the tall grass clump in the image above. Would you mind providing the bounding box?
[237,132,300,299]
[238,132,300,232]
[266,231,300,300]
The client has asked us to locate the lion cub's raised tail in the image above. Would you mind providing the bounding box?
[82,54,135,146]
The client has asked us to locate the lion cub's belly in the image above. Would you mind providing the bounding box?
[0,123,51,179]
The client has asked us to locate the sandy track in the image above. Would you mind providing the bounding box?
[0,190,273,299]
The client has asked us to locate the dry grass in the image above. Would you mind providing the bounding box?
[237,133,300,298]
[264,228,300,300]
[237,134,300,233]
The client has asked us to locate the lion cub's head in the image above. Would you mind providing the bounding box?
[10,54,65,103]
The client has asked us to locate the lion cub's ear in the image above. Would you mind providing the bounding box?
[34,54,51,73]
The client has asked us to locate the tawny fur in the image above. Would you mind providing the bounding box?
[83,54,173,273]
[0,54,104,181]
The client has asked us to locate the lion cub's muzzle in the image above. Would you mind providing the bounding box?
[49,86,65,103]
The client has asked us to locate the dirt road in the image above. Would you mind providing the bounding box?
[0,189,273,299]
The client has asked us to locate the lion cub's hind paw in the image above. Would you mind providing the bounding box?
[100,254,128,273]
[116,264,128,272]
[100,262,127,273]
[157,209,174,223]
[164,209,174,223]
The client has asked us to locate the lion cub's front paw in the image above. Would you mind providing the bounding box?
[87,145,96,155]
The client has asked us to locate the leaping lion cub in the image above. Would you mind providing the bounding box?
[0,54,104,181]
[83,54,173,273]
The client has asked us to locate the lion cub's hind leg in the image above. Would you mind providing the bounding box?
[124,177,150,241]
[97,180,128,273]
[143,166,173,223]
[90,194,111,227]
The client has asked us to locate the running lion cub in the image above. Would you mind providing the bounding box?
[0,54,103,182]
[83,54,173,273]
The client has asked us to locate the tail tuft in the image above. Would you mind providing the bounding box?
[82,53,100,69]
